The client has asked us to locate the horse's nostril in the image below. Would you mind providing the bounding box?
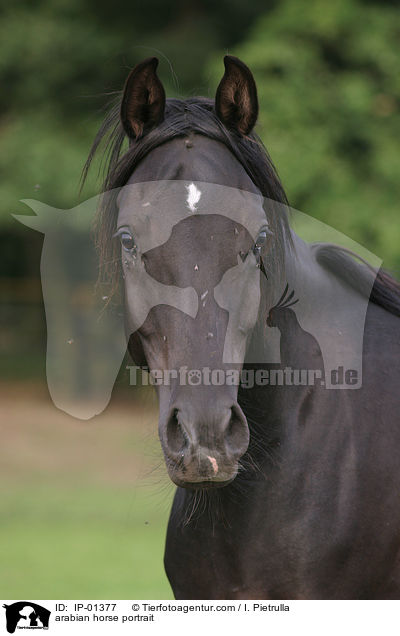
[166,409,187,455]
[225,405,249,458]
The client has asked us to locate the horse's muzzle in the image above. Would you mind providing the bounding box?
[160,401,249,488]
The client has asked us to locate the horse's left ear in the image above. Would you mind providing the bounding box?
[120,57,166,139]
[215,55,259,136]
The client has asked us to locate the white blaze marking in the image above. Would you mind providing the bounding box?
[207,455,218,475]
[186,183,201,212]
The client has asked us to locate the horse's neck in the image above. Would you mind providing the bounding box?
[239,230,370,463]
[277,232,368,390]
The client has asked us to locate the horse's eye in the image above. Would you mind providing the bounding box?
[255,229,268,248]
[252,228,272,269]
[253,229,266,258]
[120,232,136,253]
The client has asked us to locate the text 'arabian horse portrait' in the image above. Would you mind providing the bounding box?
[18,56,400,599]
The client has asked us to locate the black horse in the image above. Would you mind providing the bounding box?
[85,56,400,599]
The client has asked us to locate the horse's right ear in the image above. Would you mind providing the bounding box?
[120,57,166,140]
[215,55,258,136]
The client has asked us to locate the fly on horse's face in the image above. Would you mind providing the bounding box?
[115,57,272,488]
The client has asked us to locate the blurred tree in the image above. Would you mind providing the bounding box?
[209,0,400,272]
[0,0,270,116]
[0,0,270,219]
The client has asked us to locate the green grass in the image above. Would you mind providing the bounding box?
[0,383,175,599]
[0,484,173,599]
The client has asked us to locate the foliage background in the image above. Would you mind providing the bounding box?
[1,0,399,598]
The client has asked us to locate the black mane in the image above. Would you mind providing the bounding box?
[83,97,289,202]
[315,244,400,317]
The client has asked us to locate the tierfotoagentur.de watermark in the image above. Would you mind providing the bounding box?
[127,365,358,388]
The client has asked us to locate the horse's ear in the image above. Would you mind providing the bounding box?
[215,55,259,136]
[120,57,166,139]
